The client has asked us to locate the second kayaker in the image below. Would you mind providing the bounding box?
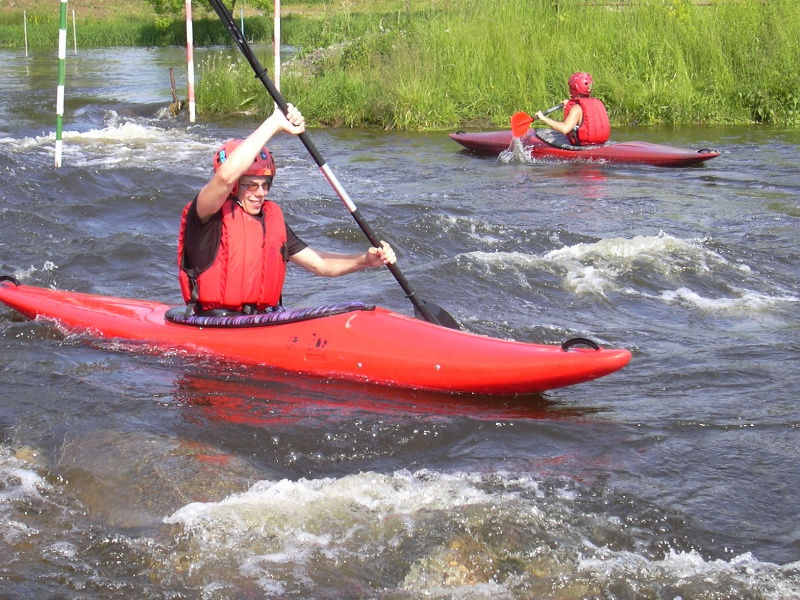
[535,72,611,146]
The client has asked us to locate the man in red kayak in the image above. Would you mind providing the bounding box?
[178,104,396,315]
[535,72,610,146]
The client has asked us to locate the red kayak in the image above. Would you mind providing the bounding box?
[449,128,719,167]
[0,277,630,395]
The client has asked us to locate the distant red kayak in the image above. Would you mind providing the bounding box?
[450,128,719,167]
[0,277,631,395]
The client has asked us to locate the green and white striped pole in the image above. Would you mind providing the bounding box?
[55,0,67,168]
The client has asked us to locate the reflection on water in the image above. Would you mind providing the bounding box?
[172,365,587,428]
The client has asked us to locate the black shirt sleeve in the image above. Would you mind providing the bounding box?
[182,197,221,272]
[285,223,308,257]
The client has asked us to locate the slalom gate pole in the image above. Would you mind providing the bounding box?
[55,0,67,168]
[184,0,196,123]
[24,11,28,57]
[72,9,77,54]
[274,0,281,98]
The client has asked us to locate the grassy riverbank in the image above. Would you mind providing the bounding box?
[3,0,798,128]
[273,0,800,128]
[0,0,407,46]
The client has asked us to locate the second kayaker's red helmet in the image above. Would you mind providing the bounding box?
[568,72,593,97]
[213,139,276,177]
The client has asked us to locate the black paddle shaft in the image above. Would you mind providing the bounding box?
[207,0,459,329]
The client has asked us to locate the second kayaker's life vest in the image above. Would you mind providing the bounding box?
[178,198,288,313]
[563,97,610,146]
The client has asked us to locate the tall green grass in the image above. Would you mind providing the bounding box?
[207,0,800,128]
[278,0,800,128]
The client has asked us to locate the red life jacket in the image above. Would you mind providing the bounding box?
[564,97,610,146]
[178,198,287,312]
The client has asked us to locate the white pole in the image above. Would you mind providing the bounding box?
[274,0,280,97]
[72,9,77,54]
[240,8,244,36]
[185,0,196,123]
[23,11,28,57]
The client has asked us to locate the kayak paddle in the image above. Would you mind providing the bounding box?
[207,0,461,331]
[510,105,562,138]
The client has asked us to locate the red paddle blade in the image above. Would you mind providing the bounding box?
[510,112,534,137]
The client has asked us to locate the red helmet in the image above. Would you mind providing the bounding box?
[213,139,276,177]
[568,72,593,97]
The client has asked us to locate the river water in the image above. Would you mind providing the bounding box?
[1,46,799,598]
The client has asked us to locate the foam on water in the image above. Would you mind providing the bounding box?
[4,111,217,173]
[0,445,53,544]
[659,286,798,312]
[166,470,511,527]
[161,469,798,597]
[542,230,739,273]
[578,550,800,599]
[463,231,797,312]
[11,261,58,282]
[4,414,793,596]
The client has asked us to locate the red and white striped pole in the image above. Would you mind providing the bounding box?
[185,0,196,122]
[55,0,67,168]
